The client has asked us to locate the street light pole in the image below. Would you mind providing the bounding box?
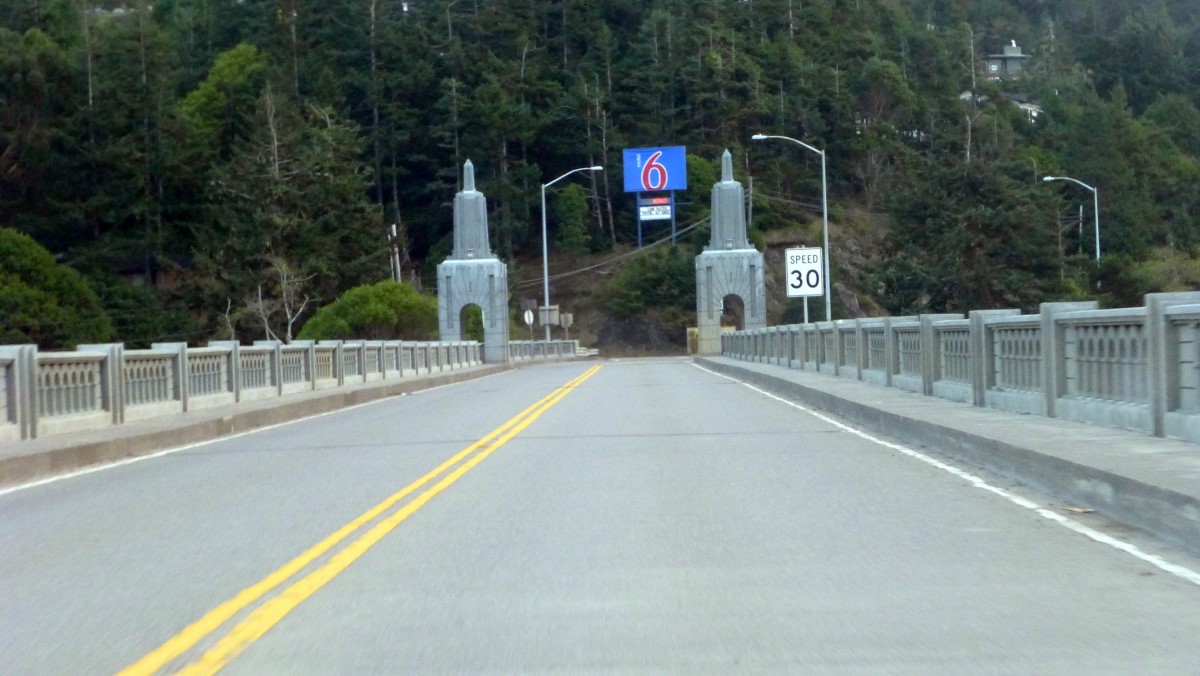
[541,165,603,342]
[752,133,831,322]
[1043,175,1100,262]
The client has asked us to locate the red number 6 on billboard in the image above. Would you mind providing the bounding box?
[640,151,668,191]
[623,146,687,193]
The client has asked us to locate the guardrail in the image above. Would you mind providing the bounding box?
[0,338,579,443]
[506,340,580,361]
[721,293,1200,445]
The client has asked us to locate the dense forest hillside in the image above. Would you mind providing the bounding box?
[3,0,1200,347]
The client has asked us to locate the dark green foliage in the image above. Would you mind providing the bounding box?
[552,183,589,255]
[605,246,695,343]
[0,229,114,347]
[178,43,269,158]
[877,154,1058,313]
[297,280,436,341]
[461,305,484,342]
[87,274,201,348]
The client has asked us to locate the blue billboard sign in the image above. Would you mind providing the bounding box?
[623,146,687,193]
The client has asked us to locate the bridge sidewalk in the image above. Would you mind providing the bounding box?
[697,356,1200,556]
[0,363,519,491]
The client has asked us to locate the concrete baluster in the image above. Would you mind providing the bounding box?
[968,310,1021,407]
[1038,302,1098,418]
[254,340,284,396]
[206,341,242,402]
[317,341,344,386]
[289,340,317,389]
[917,315,963,396]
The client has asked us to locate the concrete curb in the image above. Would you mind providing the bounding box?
[696,356,1200,557]
[0,360,565,490]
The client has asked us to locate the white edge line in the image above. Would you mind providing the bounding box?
[0,369,511,498]
[692,363,1200,588]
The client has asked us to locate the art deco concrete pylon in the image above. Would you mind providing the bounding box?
[437,160,510,362]
[694,149,766,354]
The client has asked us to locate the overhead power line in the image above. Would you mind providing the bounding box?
[514,216,711,289]
[753,191,891,219]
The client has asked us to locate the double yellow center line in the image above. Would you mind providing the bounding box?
[120,364,603,675]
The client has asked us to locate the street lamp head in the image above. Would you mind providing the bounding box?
[751,134,767,140]
[589,166,604,171]
[1042,176,1059,182]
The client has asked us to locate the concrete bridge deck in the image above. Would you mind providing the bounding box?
[7,355,1198,557]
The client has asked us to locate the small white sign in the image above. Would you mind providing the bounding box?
[523,309,534,326]
[785,247,823,298]
[639,205,672,221]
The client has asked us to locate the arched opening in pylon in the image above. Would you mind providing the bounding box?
[721,294,746,330]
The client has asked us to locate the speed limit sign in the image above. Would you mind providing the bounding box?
[785,247,823,298]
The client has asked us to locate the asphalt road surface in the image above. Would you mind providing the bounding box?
[3,358,1199,674]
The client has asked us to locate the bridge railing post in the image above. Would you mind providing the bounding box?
[0,345,37,440]
[207,341,242,402]
[854,319,866,380]
[785,326,795,368]
[883,318,898,388]
[832,321,849,377]
[152,342,190,412]
[77,343,125,426]
[1141,293,1200,437]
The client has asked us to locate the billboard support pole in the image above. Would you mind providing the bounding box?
[637,191,644,248]
[670,191,677,245]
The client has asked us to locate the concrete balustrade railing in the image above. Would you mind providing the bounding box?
[720,293,1200,445]
[507,340,580,361]
[0,338,530,442]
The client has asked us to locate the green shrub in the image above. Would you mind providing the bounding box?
[605,246,695,338]
[297,280,437,340]
[462,305,484,342]
[0,229,114,348]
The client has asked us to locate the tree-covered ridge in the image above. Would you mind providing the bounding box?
[3,0,1200,346]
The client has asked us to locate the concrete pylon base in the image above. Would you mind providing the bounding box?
[437,258,510,363]
[695,249,766,355]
